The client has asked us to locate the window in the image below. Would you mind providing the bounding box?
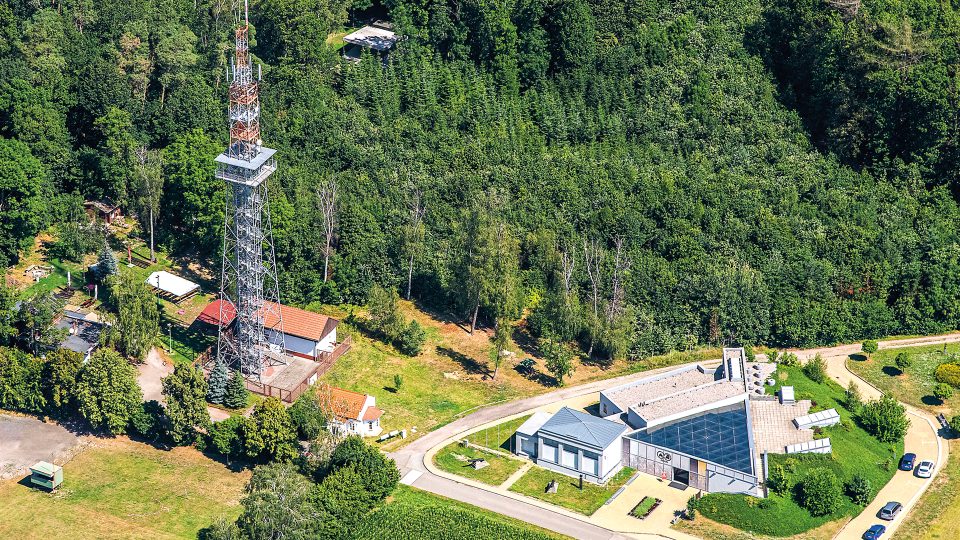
[602,403,607,415]
[561,447,577,469]
[542,440,558,462]
[582,453,599,475]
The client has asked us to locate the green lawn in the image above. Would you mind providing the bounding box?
[323,328,524,450]
[630,496,658,518]
[19,258,85,299]
[434,442,526,485]
[696,364,902,537]
[353,485,568,539]
[848,343,960,409]
[465,414,531,452]
[509,466,634,515]
[0,438,249,540]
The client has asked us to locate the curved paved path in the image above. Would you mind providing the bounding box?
[391,334,960,540]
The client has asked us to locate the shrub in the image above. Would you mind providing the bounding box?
[0,347,46,413]
[861,340,879,356]
[802,354,827,383]
[779,352,800,367]
[859,395,909,443]
[935,363,960,387]
[393,373,403,392]
[767,463,793,496]
[845,473,872,506]
[686,495,698,520]
[129,400,166,440]
[798,468,842,517]
[288,391,327,441]
[950,415,960,434]
[894,352,912,372]
[397,320,426,356]
[934,383,953,402]
[209,416,245,458]
[327,435,400,500]
[845,381,863,412]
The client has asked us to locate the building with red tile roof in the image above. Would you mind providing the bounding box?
[325,386,383,437]
[198,299,339,361]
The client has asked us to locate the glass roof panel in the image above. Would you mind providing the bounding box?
[628,402,753,474]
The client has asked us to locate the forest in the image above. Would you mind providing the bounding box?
[2,0,960,361]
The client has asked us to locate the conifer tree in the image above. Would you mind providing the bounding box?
[206,358,229,404]
[97,240,119,280]
[225,369,248,409]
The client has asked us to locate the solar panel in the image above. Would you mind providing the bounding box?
[628,402,753,474]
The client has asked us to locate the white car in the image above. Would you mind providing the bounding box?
[916,460,935,478]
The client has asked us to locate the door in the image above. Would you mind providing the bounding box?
[673,467,690,485]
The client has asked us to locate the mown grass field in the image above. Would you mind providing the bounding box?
[847,343,960,540]
[434,442,526,485]
[509,466,634,515]
[0,438,250,540]
[353,485,569,539]
[695,364,901,537]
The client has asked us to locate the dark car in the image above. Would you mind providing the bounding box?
[864,524,886,540]
[878,501,902,521]
[899,453,916,471]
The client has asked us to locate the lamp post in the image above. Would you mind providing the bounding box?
[167,323,173,353]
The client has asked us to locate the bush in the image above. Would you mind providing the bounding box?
[779,352,800,367]
[129,400,166,440]
[950,415,960,434]
[0,347,46,413]
[861,340,879,355]
[327,435,400,500]
[934,383,953,402]
[288,391,327,441]
[894,352,912,372]
[244,397,299,462]
[798,468,842,517]
[767,463,794,496]
[686,495,698,520]
[393,373,403,392]
[397,320,426,356]
[859,395,909,443]
[935,363,960,387]
[845,473,871,506]
[845,381,862,412]
[802,354,827,384]
[209,416,245,458]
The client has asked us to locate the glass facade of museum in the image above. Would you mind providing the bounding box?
[622,402,759,493]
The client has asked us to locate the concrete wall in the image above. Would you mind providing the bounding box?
[599,392,623,417]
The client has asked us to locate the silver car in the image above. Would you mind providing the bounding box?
[878,501,902,521]
[916,460,935,478]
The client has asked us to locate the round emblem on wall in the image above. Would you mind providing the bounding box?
[656,450,672,463]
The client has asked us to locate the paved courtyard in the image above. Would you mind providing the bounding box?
[0,414,78,480]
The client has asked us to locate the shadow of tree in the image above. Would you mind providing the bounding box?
[437,346,490,377]
[848,353,868,362]
[921,395,943,407]
[882,365,903,377]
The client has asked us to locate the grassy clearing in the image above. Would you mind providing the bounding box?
[353,485,568,539]
[697,364,901,537]
[509,466,634,515]
[847,343,960,540]
[324,300,728,451]
[0,438,249,540]
[433,442,525,485]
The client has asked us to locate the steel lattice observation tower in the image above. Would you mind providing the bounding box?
[213,0,286,381]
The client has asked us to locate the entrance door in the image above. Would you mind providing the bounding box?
[673,467,690,485]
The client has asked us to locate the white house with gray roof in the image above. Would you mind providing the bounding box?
[515,407,627,484]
